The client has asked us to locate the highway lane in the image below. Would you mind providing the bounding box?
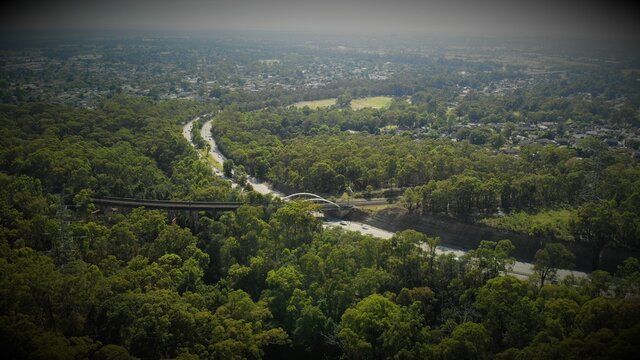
[321,218,584,280]
[183,118,588,281]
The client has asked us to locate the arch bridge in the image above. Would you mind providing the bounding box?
[283,193,353,217]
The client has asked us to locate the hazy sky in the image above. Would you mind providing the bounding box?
[2,0,637,41]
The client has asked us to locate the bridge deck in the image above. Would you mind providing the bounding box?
[92,197,353,212]
[92,197,243,211]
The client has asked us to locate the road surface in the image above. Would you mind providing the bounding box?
[182,118,588,281]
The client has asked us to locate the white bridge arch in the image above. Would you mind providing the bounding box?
[283,192,342,209]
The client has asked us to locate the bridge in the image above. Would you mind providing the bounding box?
[91,197,243,227]
[91,193,354,224]
[91,197,243,211]
[283,193,354,217]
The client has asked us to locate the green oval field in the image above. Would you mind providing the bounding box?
[292,96,393,110]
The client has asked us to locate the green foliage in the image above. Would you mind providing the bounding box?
[210,290,289,359]
[269,201,322,249]
[0,314,101,360]
[438,322,491,359]
[337,294,401,358]
[533,243,575,288]
[475,276,539,350]
[93,344,138,360]
[462,240,516,285]
[207,105,640,259]
[1,204,638,359]
[481,209,575,242]
[0,99,236,200]
[336,92,352,108]
[615,257,640,296]
[223,159,235,178]
[572,200,633,269]
[0,88,638,360]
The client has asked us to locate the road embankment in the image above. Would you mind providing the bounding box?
[349,206,638,273]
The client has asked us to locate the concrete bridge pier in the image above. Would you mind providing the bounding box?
[189,210,200,231]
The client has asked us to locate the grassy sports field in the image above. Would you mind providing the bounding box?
[292,96,393,110]
[351,96,393,109]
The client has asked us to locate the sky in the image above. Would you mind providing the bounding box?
[1,0,637,42]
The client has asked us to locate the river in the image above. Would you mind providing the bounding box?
[182,117,587,280]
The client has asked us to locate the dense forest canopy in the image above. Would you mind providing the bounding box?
[1,34,639,359]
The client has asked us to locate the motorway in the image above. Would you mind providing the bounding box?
[183,117,588,281]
